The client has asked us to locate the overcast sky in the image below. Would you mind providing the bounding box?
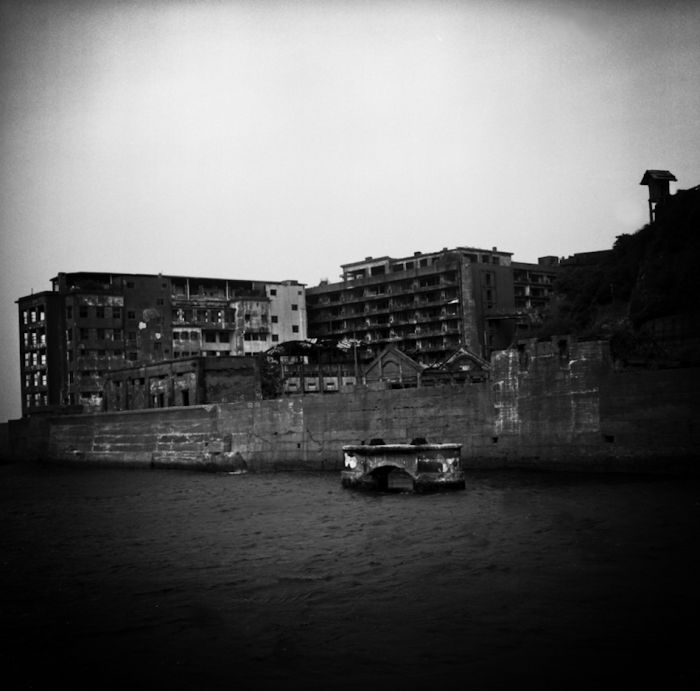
[2,0,699,422]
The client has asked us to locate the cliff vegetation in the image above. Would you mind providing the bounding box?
[538,186,700,364]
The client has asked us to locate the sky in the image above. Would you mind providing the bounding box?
[1,0,699,422]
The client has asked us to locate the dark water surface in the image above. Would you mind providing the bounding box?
[1,462,699,690]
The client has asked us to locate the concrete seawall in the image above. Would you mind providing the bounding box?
[6,341,700,472]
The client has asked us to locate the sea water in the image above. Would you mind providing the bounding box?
[1,462,698,690]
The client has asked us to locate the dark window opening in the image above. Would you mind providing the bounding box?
[517,343,529,371]
[558,338,569,364]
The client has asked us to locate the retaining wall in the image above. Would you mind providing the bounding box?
[25,341,700,472]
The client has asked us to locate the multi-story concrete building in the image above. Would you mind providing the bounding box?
[17,271,306,416]
[17,292,65,414]
[306,247,558,364]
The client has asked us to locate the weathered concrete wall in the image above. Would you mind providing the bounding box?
[490,340,614,469]
[599,367,700,470]
[0,422,10,462]
[21,340,700,473]
[46,386,493,471]
[4,416,51,462]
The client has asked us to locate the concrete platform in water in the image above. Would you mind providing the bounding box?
[341,441,465,492]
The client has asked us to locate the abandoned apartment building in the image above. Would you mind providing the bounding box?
[305,246,558,365]
[17,271,306,415]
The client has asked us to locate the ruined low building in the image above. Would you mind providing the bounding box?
[421,347,491,385]
[362,345,424,388]
[102,355,261,411]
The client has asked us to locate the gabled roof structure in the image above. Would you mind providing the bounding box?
[421,346,490,384]
[363,345,423,385]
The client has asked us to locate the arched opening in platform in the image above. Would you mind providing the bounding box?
[368,465,415,492]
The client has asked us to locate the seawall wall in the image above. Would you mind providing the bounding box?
[40,340,700,473]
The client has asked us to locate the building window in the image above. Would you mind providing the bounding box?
[156,298,164,306]
[291,304,298,311]
[79,305,88,318]
[80,328,89,340]
[66,306,73,320]
[269,289,277,296]
[219,332,230,343]
[22,310,28,325]
[271,315,278,323]
[292,325,299,333]
[96,306,105,319]
[113,307,122,320]
[272,335,279,342]
[128,352,137,361]
[127,311,136,320]
[114,329,123,341]
[126,281,135,288]
[97,328,105,340]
